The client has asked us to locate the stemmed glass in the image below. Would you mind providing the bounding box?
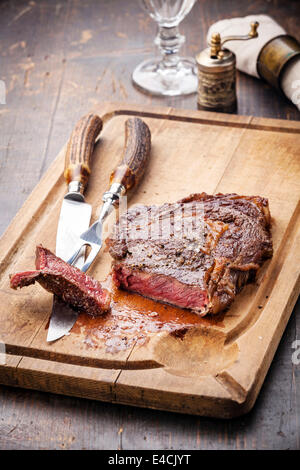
[132,0,198,96]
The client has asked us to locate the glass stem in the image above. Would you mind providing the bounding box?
[155,25,185,70]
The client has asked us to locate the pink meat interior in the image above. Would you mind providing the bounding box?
[113,264,209,311]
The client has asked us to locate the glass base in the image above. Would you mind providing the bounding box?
[132,57,198,97]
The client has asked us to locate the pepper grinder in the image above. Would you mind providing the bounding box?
[196,21,259,113]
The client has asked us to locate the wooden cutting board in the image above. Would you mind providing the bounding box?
[0,102,299,418]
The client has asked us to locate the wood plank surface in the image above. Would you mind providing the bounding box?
[0,0,299,451]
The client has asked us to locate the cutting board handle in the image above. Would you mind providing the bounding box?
[110,117,151,193]
[64,114,103,193]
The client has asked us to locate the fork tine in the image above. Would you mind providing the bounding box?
[67,219,103,270]
[81,244,101,273]
[68,243,89,265]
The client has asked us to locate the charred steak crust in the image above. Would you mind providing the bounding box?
[107,193,273,316]
[10,245,111,316]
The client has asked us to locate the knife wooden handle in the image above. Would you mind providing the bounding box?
[109,117,151,192]
[64,113,103,192]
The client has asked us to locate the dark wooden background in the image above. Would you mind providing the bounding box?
[0,0,299,450]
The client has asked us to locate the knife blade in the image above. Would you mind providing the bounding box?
[47,113,103,342]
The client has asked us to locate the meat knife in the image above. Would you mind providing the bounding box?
[47,113,103,342]
[46,117,151,342]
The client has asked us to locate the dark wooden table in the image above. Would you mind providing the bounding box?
[0,0,299,450]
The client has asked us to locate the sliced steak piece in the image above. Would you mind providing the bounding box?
[107,193,273,316]
[10,245,110,316]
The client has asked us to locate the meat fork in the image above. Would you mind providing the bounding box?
[68,117,151,272]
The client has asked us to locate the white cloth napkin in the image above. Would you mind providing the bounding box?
[207,14,300,111]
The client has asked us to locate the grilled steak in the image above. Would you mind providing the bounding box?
[107,193,273,316]
[10,245,110,316]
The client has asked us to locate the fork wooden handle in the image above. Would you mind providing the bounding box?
[64,114,103,192]
[109,117,151,193]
